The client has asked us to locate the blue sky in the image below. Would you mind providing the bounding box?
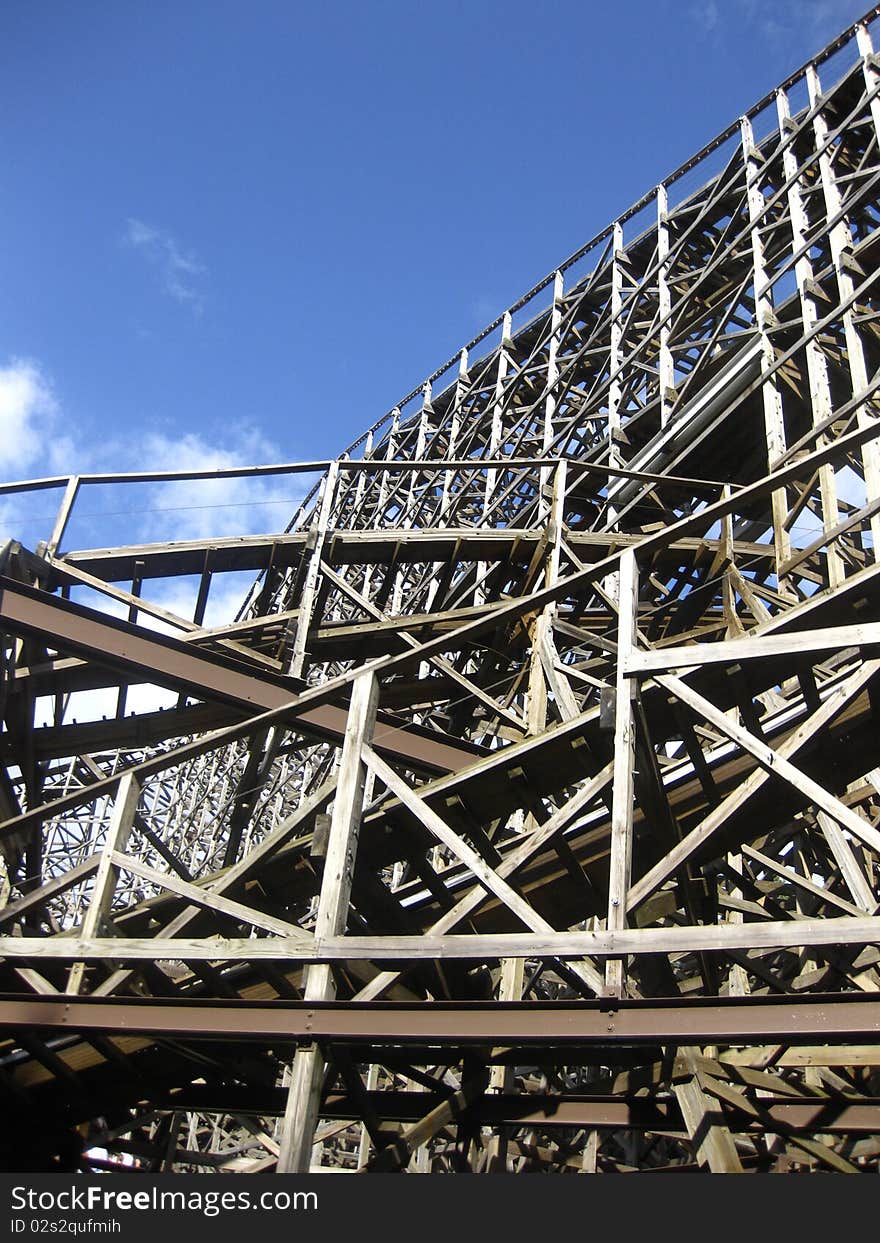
[0,0,872,556]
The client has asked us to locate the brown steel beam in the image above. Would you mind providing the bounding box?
[148,1086,880,1135]
[324,1092,880,1134]
[3,993,880,1045]
[0,576,482,775]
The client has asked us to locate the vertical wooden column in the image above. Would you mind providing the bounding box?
[604,548,637,997]
[740,116,791,580]
[351,431,372,521]
[46,475,80,558]
[440,349,468,526]
[289,460,338,680]
[276,670,379,1173]
[67,773,140,995]
[527,461,567,735]
[777,87,842,588]
[484,313,511,517]
[580,1130,599,1174]
[476,321,511,609]
[608,224,624,472]
[355,1063,381,1168]
[807,61,880,556]
[486,955,525,1172]
[656,186,675,428]
[603,225,625,616]
[540,272,564,519]
[857,22,880,133]
[404,384,431,525]
[378,408,400,518]
[720,486,744,637]
[726,851,750,996]
[363,409,400,602]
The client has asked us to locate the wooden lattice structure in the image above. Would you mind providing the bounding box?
[4,9,880,1174]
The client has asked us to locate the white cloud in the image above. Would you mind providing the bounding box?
[33,571,265,728]
[124,218,207,315]
[471,294,501,326]
[1,364,310,730]
[0,357,311,553]
[0,358,72,475]
[0,358,76,544]
[690,0,719,33]
[137,427,310,543]
[692,0,864,44]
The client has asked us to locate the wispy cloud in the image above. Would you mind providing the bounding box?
[137,426,309,543]
[0,356,313,573]
[32,570,260,729]
[695,0,865,43]
[0,357,74,548]
[0,361,311,727]
[690,0,720,33]
[124,218,207,315]
[0,358,73,477]
[471,294,502,328]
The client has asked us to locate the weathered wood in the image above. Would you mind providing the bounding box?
[6,14,880,1174]
[656,671,880,857]
[625,622,880,674]
[107,851,315,942]
[628,659,880,911]
[674,1050,743,1173]
[605,549,637,996]
[65,773,140,995]
[364,746,605,995]
[276,671,379,1173]
[12,910,880,962]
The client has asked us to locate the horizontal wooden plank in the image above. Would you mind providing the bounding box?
[4,912,880,962]
[626,622,880,674]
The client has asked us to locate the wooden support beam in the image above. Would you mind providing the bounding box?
[674,1049,743,1173]
[354,761,612,1001]
[276,670,379,1173]
[363,746,605,996]
[656,671,880,859]
[605,549,637,997]
[628,658,880,911]
[741,115,791,580]
[65,772,140,996]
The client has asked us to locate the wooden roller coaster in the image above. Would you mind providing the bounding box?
[4,7,880,1174]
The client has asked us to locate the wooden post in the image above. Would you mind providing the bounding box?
[527,460,567,735]
[656,186,675,427]
[404,385,431,525]
[608,226,624,481]
[288,460,338,680]
[807,61,880,558]
[275,671,379,1173]
[46,475,80,559]
[484,314,511,520]
[486,955,525,1171]
[741,116,791,581]
[356,1063,381,1168]
[776,87,842,588]
[66,773,140,996]
[605,548,637,996]
[476,320,512,608]
[440,349,468,527]
[540,272,564,518]
[726,851,750,997]
[674,1050,743,1172]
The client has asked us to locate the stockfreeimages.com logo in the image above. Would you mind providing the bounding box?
[11,1186,317,1221]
